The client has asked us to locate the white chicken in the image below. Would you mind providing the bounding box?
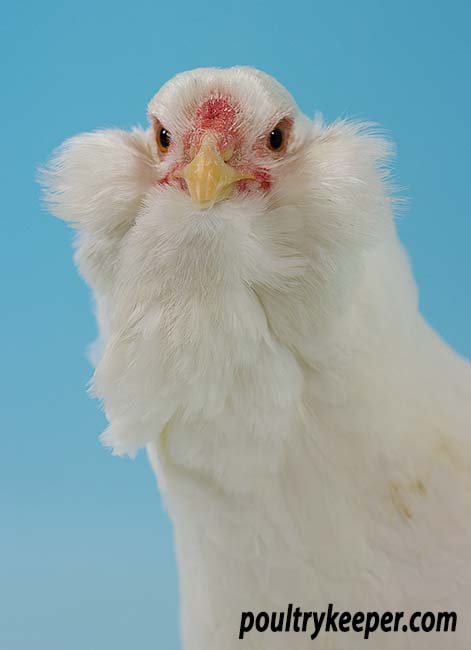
[43,66,471,649]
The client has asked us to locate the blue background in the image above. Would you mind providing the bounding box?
[1,1,469,648]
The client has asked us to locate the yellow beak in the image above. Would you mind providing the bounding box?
[182,133,251,210]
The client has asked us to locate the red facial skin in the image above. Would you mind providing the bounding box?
[194,96,237,137]
[156,95,292,197]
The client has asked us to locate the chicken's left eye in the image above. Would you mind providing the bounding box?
[268,127,284,151]
[158,127,171,152]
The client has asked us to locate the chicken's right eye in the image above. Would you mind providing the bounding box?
[158,127,171,152]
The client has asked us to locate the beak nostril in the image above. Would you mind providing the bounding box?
[222,145,234,162]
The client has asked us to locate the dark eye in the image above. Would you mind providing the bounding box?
[268,127,284,151]
[158,127,171,152]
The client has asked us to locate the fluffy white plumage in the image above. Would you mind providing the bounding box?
[42,67,471,649]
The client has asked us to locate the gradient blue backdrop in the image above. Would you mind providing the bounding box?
[2,1,470,648]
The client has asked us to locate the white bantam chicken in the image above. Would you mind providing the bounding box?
[43,67,471,649]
